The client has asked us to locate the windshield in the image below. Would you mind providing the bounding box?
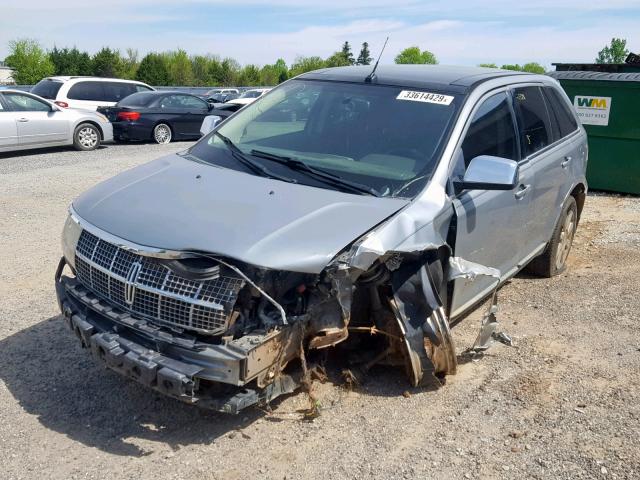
[31,80,63,99]
[117,92,157,107]
[241,90,265,99]
[188,79,461,198]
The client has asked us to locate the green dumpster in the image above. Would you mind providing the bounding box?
[547,71,640,194]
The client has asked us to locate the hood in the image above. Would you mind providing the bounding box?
[73,153,409,273]
[228,98,254,106]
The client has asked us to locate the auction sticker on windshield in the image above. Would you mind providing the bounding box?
[396,90,454,105]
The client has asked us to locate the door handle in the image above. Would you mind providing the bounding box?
[561,156,572,168]
[514,184,531,200]
[17,118,29,122]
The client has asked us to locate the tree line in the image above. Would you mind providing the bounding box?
[6,37,627,87]
[3,39,376,85]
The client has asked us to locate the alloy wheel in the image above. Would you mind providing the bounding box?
[154,124,171,144]
[78,127,98,149]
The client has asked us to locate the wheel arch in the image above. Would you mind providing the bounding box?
[570,182,586,222]
[75,120,104,140]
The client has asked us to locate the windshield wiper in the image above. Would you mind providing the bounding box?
[250,149,380,197]
[214,133,296,183]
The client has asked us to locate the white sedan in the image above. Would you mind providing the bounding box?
[0,90,113,153]
[227,88,272,107]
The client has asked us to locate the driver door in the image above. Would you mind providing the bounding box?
[3,92,68,146]
[449,91,534,318]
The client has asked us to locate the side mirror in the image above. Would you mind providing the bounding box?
[458,155,519,191]
[200,115,222,136]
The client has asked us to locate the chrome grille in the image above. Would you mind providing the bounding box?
[74,230,245,334]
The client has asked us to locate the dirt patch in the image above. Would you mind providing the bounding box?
[1,146,639,479]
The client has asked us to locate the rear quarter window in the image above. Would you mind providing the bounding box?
[31,80,63,100]
[543,87,579,139]
[117,92,157,107]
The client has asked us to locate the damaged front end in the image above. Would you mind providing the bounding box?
[56,198,506,414]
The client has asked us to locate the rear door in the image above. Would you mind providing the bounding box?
[0,95,19,149]
[450,90,534,317]
[3,93,69,146]
[159,94,209,136]
[178,95,210,135]
[66,81,106,110]
[536,86,583,237]
[511,85,575,255]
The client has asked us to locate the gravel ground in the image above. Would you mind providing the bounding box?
[1,143,639,480]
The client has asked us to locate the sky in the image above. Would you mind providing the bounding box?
[1,0,639,68]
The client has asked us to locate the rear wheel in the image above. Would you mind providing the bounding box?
[73,123,100,151]
[527,196,577,277]
[153,123,172,144]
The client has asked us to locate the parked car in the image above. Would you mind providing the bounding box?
[207,102,243,119]
[31,76,154,110]
[0,89,112,152]
[199,103,244,136]
[227,88,272,106]
[56,65,587,413]
[201,88,239,101]
[208,90,240,104]
[99,91,216,144]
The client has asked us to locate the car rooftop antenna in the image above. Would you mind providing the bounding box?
[365,37,389,83]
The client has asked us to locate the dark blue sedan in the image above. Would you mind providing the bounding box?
[101,91,216,144]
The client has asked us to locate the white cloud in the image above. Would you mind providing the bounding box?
[0,1,638,67]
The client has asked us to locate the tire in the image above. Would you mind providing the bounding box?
[153,123,172,144]
[526,196,578,277]
[73,123,101,151]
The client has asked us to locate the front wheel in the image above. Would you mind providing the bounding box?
[153,123,172,144]
[73,123,100,151]
[527,196,578,277]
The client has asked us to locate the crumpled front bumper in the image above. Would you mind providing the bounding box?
[55,258,298,414]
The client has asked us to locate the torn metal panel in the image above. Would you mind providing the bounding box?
[347,187,454,272]
[447,258,513,354]
[448,256,500,282]
[388,252,457,385]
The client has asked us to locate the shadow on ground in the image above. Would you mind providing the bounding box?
[0,316,258,457]
[0,315,441,457]
[0,145,108,159]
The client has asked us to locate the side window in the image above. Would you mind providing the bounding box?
[512,86,553,157]
[461,92,518,169]
[135,84,153,93]
[178,95,208,110]
[160,95,186,109]
[0,96,5,111]
[68,82,105,101]
[543,87,578,138]
[103,83,136,102]
[3,93,51,112]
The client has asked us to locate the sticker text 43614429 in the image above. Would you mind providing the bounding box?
[396,90,454,105]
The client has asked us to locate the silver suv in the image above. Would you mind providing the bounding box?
[55,66,587,413]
